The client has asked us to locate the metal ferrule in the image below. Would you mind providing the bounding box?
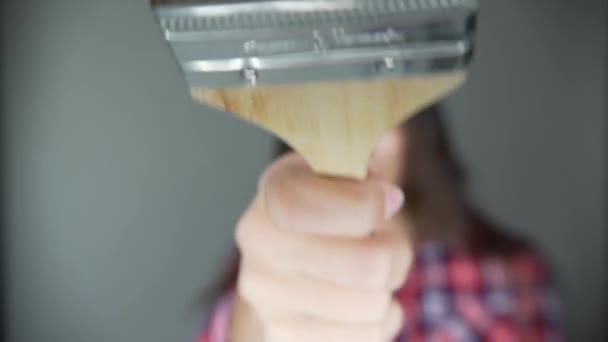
[151,0,478,88]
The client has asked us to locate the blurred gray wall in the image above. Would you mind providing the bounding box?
[3,1,605,342]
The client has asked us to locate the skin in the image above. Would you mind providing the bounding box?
[230,129,412,342]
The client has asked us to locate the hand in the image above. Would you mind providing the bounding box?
[231,153,412,342]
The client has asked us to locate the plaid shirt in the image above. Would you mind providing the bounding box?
[199,241,564,342]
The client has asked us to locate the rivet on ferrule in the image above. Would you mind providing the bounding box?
[376,57,396,72]
[242,67,258,85]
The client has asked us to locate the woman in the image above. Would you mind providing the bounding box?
[199,105,564,341]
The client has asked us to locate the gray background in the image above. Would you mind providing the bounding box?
[3,0,606,341]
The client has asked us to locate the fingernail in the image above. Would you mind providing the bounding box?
[383,184,405,219]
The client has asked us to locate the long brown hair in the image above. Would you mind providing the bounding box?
[207,103,529,301]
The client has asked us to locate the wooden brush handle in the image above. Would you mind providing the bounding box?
[192,72,466,179]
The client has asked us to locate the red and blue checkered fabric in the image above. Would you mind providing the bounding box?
[199,241,564,342]
[395,242,563,341]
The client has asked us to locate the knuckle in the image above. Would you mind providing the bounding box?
[390,267,409,291]
[257,153,298,196]
[368,182,389,223]
[362,292,392,321]
[383,301,404,340]
[234,213,263,255]
[236,272,256,303]
[234,202,272,252]
[234,214,251,249]
[353,183,385,227]
[266,178,300,230]
[390,301,404,325]
[392,248,413,289]
[237,269,270,307]
[356,243,394,289]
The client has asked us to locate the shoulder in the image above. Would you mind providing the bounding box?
[462,211,564,338]
[464,208,558,287]
[466,208,535,257]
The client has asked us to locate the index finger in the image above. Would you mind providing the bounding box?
[258,153,403,238]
